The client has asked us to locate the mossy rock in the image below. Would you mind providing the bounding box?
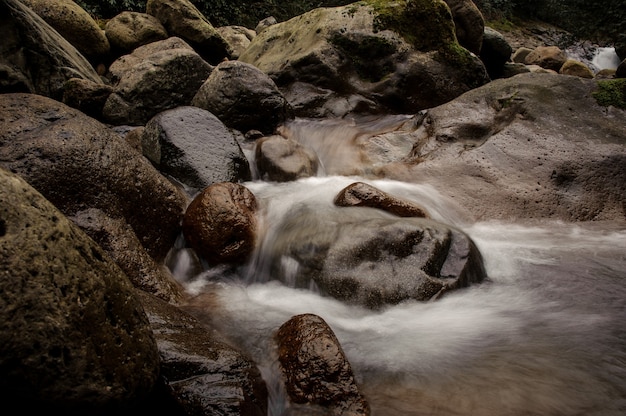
[593,79,626,109]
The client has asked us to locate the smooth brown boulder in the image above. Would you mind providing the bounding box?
[334,182,428,217]
[276,313,370,416]
[182,182,258,264]
[524,45,568,72]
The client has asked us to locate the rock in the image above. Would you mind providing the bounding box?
[71,208,186,304]
[524,45,567,72]
[511,46,533,64]
[0,0,103,100]
[526,64,557,74]
[105,11,168,56]
[442,0,484,55]
[20,0,110,65]
[136,290,268,416]
[559,59,594,78]
[146,0,232,64]
[617,59,626,78]
[142,106,251,192]
[480,26,513,79]
[334,182,428,218]
[265,206,486,309]
[182,182,258,264]
[192,60,293,135]
[596,68,616,79]
[374,73,626,221]
[276,314,370,416]
[255,16,277,34]
[239,0,489,117]
[0,168,160,413]
[0,93,188,261]
[61,77,114,119]
[103,37,213,125]
[501,62,531,78]
[255,135,319,181]
[216,25,256,59]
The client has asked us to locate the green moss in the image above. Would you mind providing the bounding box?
[592,79,626,109]
[361,0,456,51]
[330,33,396,82]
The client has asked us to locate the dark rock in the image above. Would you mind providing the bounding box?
[192,60,293,135]
[103,37,213,125]
[142,106,251,192]
[276,314,370,416]
[62,77,114,119]
[334,182,428,217]
[0,93,188,261]
[182,182,258,264]
[443,0,484,55]
[0,0,103,100]
[617,59,626,78]
[0,168,160,413]
[136,290,268,416]
[480,26,513,79]
[255,135,319,181]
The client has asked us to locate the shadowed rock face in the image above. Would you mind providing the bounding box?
[239,0,489,117]
[0,168,160,413]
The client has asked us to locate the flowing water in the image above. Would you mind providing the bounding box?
[171,117,626,416]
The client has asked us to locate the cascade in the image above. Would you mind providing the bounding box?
[169,116,626,416]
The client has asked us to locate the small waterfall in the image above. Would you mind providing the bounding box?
[592,47,621,71]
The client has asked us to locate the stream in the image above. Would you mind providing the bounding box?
[169,116,626,416]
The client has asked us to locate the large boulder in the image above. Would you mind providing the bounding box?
[276,314,370,416]
[142,106,251,192]
[559,59,594,79]
[103,37,213,125]
[146,0,232,64]
[442,0,484,55]
[263,205,486,309]
[0,168,160,413]
[239,0,489,117]
[136,290,268,416]
[0,93,188,261]
[61,77,114,119]
[104,11,169,56]
[191,60,293,135]
[372,73,626,221]
[524,45,567,72]
[182,182,258,265]
[0,0,103,100]
[480,26,512,79]
[216,25,256,59]
[20,0,110,66]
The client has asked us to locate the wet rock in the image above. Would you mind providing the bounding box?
[142,106,251,192]
[0,168,160,413]
[192,60,293,135]
[104,37,213,125]
[61,77,114,119]
[105,11,168,56]
[136,290,268,416]
[524,45,567,72]
[217,25,256,59]
[239,0,488,117]
[146,0,232,64]
[71,208,186,305]
[334,182,428,217]
[182,182,258,264]
[20,0,110,65]
[480,26,513,79]
[0,0,103,100]
[617,59,626,78]
[255,135,319,181]
[443,0,484,55]
[276,313,370,416]
[0,93,188,261]
[266,206,486,309]
[559,59,594,78]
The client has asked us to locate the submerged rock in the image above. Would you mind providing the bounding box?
[255,135,319,181]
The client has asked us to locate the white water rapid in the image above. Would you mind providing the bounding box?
[170,117,626,416]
